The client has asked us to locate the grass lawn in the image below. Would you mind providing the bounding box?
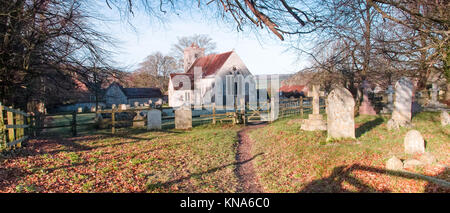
[248,111,449,193]
[0,124,241,193]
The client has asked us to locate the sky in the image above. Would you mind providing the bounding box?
[93,2,307,76]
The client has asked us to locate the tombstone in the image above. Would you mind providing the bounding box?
[387,77,413,130]
[326,87,355,139]
[119,104,127,110]
[175,105,192,130]
[404,130,425,155]
[426,83,446,108]
[441,111,450,126]
[147,109,162,130]
[359,80,377,115]
[382,85,394,113]
[155,98,163,106]
[77,107,83,113]
[386,156,403,171]
[133,110,145,127]
[301,84,326,131]
[431,83,439,103]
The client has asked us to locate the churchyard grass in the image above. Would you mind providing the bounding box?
[248,111,449,193]
[0,124,241,192]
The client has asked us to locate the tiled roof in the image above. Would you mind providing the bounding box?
[109,82,162,99]
[186,51,233,77]
[122,88,162,99]
[279,85,306,93]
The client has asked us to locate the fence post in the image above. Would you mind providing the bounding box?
[0,103,5,149]
[212,103,216,124]
[300,97,304,118]
[111,108,116,134]
[7,109,14,149]
[72,111,77,137]
[26,114,31,140]
[15,111,22,148]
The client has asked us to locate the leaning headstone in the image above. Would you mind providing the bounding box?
[441,111,450,126]
[147,109,161,130]
[301,84,326,131]
[387,77,413,130]
[359,80,377,115]
[326,87,355,139]
[404,130,425,155]
[386,156,403,171]
[175,105,192,130]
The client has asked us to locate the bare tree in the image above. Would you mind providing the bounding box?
[0,0,116,110]
[128,51,177,93]
[170,34,216,71]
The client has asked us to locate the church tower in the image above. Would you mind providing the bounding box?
[183,43,205,72]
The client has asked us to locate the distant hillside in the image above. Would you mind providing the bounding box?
[281,71,319,87]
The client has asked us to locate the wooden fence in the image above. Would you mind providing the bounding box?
[0,97,324,146]
[278,97,326,118]
[0,103,32,150]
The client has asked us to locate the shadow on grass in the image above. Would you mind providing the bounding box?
[299,164,450,193]
[146,152,264,192]
[356,117,385,138]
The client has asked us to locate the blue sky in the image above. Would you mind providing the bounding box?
[94,2,306,75]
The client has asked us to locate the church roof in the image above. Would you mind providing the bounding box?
[186,51,233,77]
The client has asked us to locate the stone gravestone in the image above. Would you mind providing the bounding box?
[147,109,161,130]
[404,130,425,155]
[426,83,446,108]
[381,85,394,113]
[175,105,192,130]
[359,80,377,115]
[119,104,127,110]
[387,77,413,130]
[431,83,439,104]
[301,84,326,131]
[441,111,450,126]
[326,87,355,139]
[133,110,145,127]
[155,99,163,107]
